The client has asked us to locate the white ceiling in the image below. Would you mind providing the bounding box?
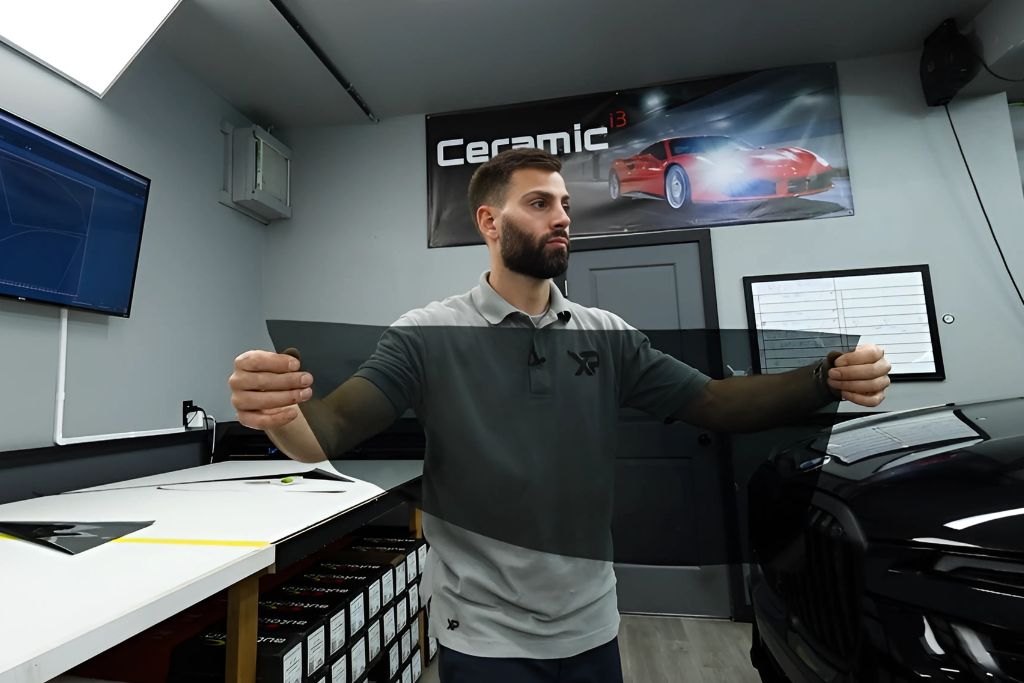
[155,0,991,129]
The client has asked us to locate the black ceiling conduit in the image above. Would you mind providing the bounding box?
[267,0,380,123]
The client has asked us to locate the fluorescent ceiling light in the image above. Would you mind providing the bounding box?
[0,0,182,97]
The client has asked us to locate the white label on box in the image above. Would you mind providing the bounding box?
[396,563,406,589]
[429,636,437,658]
[401,629,411,661]
[397,596,407,630]
[350,594,365,635]
[307,624,326,674]
[409,584,419,615]
[368,579,381,617]
[330,608,346,654]
[417,545,427,572]
[352,637,366,678]
[283,643,303,683]
[384,606,396,642]
[405,555,416,581]
[412,650,422,680]
[331,653,347,683]
[369,620,381,659]
[383,570,394,603]
[389,643,400,677]
[402,665,412,683]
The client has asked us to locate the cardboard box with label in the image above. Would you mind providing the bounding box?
[167,628,303,683]
[257,614,327,678]
[259,597,347,660]
[272,584,367,642]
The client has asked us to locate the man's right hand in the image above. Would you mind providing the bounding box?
[229,350,314,430]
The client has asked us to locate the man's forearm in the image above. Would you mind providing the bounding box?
[266,410,327,463]
[289,377,398,461]
[677,353,840,433]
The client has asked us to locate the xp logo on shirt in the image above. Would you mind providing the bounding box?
[567,350,599,376]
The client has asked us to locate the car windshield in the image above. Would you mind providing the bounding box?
[668,136,751,155]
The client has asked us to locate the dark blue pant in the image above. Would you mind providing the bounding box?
[438,638,624,683]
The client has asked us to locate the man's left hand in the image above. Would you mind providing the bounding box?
[828,344,892,407]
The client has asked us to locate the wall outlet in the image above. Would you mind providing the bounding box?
[182,400,194,427]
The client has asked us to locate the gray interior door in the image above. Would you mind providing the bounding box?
[566,237,733,617]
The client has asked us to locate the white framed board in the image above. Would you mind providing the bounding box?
[743,265,945,381]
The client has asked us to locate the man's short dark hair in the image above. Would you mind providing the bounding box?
[467,148,562,224]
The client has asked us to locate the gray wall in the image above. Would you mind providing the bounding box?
[263,116,486,325]
[1010,103,1024,192]
[0,44,268,451]
[267,51,1024,414]
[7,47,1016,454]
[714,53,1024,411]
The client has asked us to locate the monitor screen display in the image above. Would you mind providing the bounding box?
[0,107,149,317]
[743,265,945,380]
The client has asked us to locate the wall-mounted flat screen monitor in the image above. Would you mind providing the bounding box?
[743,265,945,381]
[0,107,149,317]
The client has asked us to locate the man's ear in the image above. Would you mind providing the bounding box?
[476,205,499,242]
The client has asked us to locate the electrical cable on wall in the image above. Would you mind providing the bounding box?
[206,413,217,463]
[54,308,187,445]
[184,403,218,464]
[944,104,1024,311]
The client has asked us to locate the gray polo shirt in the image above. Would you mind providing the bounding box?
[354,271,711,659]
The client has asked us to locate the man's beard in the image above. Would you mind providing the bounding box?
[499,216,569,279]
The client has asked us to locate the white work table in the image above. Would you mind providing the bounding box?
[0,459,424,683]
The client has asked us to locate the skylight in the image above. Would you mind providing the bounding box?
[0,0,181,97]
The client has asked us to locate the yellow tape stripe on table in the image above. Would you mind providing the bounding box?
[0,533,269,547]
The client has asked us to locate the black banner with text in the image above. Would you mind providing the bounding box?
[426,63,853,247]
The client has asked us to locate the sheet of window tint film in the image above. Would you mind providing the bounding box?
[750,270,936,375]
[0,520,153,554]
[267,318,845,566]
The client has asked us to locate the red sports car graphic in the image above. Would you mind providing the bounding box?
[609,136,834,209]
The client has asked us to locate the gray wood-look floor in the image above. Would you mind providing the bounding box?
[618,616,760,682]
[420,616,759,683]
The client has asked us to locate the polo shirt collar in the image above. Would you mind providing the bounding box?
[471,271,570,325]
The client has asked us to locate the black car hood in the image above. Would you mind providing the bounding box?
[772,397,1024,555]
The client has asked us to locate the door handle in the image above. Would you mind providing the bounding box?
[698,433,713,447]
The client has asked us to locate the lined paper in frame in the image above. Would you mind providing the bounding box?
[750,271,936,375]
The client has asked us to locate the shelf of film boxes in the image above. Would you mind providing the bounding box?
[67,526,431,683]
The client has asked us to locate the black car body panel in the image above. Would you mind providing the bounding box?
[749,397,1024,682]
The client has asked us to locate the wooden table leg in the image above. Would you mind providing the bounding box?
[409,506,423,539]
[226,571,261,683]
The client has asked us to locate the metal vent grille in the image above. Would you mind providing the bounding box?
[777,506,863,665]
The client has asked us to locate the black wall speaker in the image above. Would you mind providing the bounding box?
[920,18,981,107]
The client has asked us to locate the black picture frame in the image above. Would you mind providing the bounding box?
[742,264,945,381]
